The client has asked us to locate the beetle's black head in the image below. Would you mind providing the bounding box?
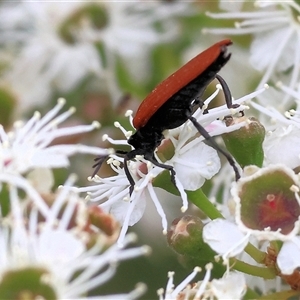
[128,127,164,155]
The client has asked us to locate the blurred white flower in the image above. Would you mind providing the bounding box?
[219,0,245,12]
[0,98,106,175]
[251,84,300,168]
[157,266,205,300]
[0,175,148,299]
[0,1,102,112]
[205,1,300,102]
[0,1,193,111]
[92,2,192,82]
[0,99,107,213]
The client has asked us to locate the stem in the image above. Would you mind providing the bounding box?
[244,243,266,263]
[230,258,276,279]
[256,290,300,300]
[186,189,223,219]
[244,288,260,300]
[231,258,276,279]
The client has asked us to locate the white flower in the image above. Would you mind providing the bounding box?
[204,164,300,278]
[205,1,300,94]
[264,125,300,168]
[232,164,300,241]
[76,156,188,247]
[250,84,300,168]
[0,175,148,299]
[158,265,246,300]
[0,98,106,175]
[157,266,207,300]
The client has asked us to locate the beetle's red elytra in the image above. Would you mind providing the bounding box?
[93,39,240,194]
[133,39,232,129]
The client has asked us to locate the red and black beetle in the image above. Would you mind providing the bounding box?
[93,39,240,194]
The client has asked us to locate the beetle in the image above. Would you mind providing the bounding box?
[93,39,240,194]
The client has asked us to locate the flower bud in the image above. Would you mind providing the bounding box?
[85,206,120,248]
[167,215,204,256]
[168,215,213,260]
[222,117,265,168]
[168,215,225,277]
[0,268,56,300]
[87,206,120,237]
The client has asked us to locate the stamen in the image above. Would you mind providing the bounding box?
[172,267,201,297]
[148,184,168,233]
[194,264,212,298]
[92,121,101,129]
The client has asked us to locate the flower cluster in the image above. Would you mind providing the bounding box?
[3,1,300,299]
[0,101,148,299]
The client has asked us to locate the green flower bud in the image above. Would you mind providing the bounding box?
[222,117,265,168]
[0,268,56,300]
[167,215,225,277]
[167,215,204,256]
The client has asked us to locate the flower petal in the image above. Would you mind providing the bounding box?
[277,238,300,275]
[174,142,220,191]
[211,272,246,299]
[203,219,248,257]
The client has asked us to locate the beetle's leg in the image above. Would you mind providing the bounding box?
[194,97,209,114]
[188,115,240,181]
[144,154,177,187]
[215,74,237,109]
[123,155,136,196]
[115,150,129,156]
[115,150,135,195]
